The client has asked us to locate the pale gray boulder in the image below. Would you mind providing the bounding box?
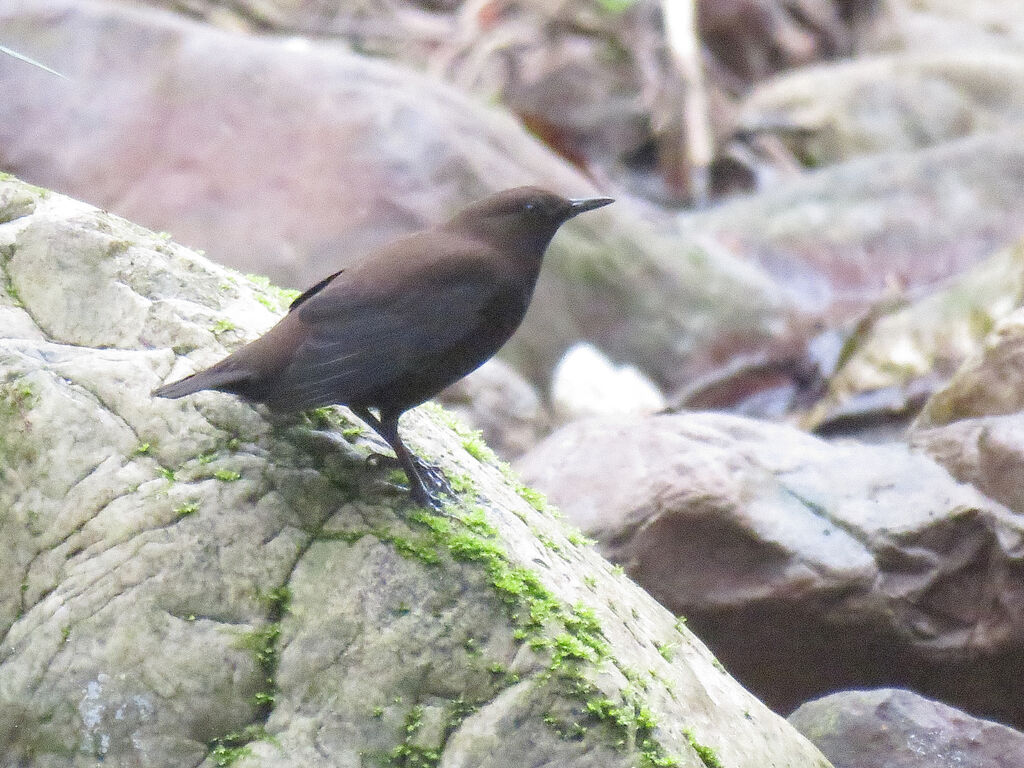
[0,176,831,768]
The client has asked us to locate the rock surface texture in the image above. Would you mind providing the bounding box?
[789,688,1024,768]
[517,412,1024,728]
[0,176,831,767]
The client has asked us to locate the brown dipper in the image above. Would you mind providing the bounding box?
[154,186,614,504]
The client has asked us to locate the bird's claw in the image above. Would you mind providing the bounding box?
[413,459,454,497]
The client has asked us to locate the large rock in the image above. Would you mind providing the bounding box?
[737,52,1024,167]
[789,688,1024,768]
[517,411,1024,727]
[680,128,1024,321]
[0,177,831,766]
[863,0,1024,55]
[0,0,794,391]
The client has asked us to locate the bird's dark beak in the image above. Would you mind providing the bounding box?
[566,196,614,218]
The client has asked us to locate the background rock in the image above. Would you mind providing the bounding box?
[0,0,798,393]
[912,413,1024,518]
[914,305,1024,428]
[863,0,1024,54]
[789,688,1024,768]
[737,52,1024,166]
[517,411,1024,728]
[550,342,667,425]
[802,239,1024,434]
[678,129,1024,321]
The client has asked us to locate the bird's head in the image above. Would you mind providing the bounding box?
[447,186,614,256]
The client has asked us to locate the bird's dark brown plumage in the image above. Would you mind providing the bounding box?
[154,186,613,504]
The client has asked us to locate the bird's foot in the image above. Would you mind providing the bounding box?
[365,453,454,510]
[413,458,454,498]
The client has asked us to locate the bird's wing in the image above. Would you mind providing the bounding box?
[273,236,508,408]
[287,268,345,313]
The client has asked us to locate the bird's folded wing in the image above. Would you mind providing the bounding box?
[275,271,503,408]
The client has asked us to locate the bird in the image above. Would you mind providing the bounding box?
[154,186,614,505]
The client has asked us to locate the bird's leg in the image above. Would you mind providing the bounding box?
[352,406,437,507]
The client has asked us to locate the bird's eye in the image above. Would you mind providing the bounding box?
[524,202,536,212]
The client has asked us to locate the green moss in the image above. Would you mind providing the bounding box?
[1,378,37,414]
[212,318,237,336]
[385,705,440,768]
[374,528,441,565]
[0,377,39,469]
[214,469,241,482]
[209,724,273,768]
[534,529,562,553]
[566,530,596,547]
[654,642,675,662]
[174,502,199,519]
[245,273,301,313]
[257,586,292,612]
[198,451,218,465]
[516,483,549,512]
[310,447,682,768]
[4,272,23,306]
[461,430,497,464]
[238,623,280,668]
[446,472,476,496]
[134,442,152,455]
[159,467,176,482]
[236,586,290,724]
[461,506,497,537]
[406,502,683,765]
[684,730,724,768]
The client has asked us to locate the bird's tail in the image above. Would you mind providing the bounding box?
[153,366,252,399]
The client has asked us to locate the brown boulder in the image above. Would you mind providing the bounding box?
[789,688,1024,768]
[517,412,1024,726]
